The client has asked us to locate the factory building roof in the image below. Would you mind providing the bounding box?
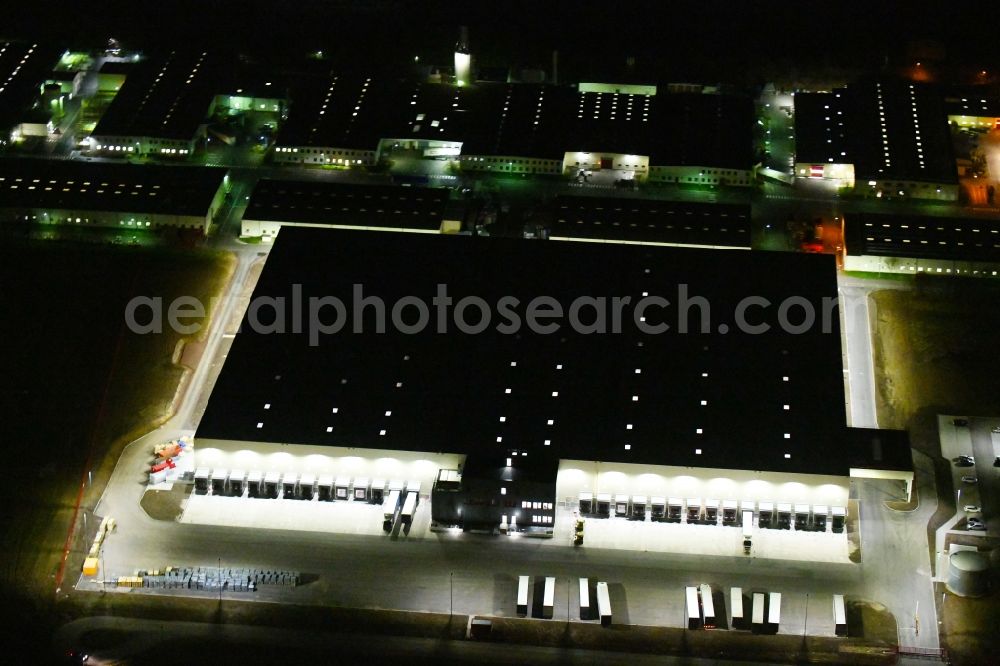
[794,80,956,184]
[91,50,224,141]
[943,86,1000,118]
[793,92,850,165]
[276,76,753,168]
[545,196,750,248]
[198,226,866,478]
[844,211,1000,263]
[0,158,227,217]
[242,179,449,230]
[0,42,61,134]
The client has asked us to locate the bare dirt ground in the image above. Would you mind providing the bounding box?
[0,239,234,663]
[870,280,1000,434]
[868,278,1000,663]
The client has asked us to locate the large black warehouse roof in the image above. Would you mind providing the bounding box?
[0,158,227,217]
[199,227,862,477]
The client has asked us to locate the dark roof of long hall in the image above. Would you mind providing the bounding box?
[0,42,61,133]
[793,92,850,165]
[845,211,1000,262]
[794,80,956,184]
[197,226,856,477]
[545,196,750,247]
[91,51,225,141]
[276,76,753,168]
[242,179,449,230]
[0,158,227,217]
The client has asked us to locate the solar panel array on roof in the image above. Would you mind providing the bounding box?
[845,212,1000,262]
[242,179,448,230]
[0,158,226,217]
[547,196,750,247]
[198,226,855,477]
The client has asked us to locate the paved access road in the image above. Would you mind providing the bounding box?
[54,616,782,666]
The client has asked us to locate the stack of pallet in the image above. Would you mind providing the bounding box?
[82,515,116,576]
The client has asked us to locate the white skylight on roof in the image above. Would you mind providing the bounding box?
[380,429,387,436]
[256,422,263,429]
[547,419,554,425]
[326,426,333,432]
[264,403,271,409]
[499,416,506,422]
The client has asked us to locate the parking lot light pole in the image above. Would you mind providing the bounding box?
[450,572,453,617]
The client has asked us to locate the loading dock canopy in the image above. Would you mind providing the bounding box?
[229,469,246,482]
[597,492,612,502]
[580,490,593,502]
[758,501,774,513]
[264,471,281,484]
[651,496,665,506]
[831,506,846,517]
[668,497,683,506]
[723,499,737,510]
[248,470,263,482]
[407,480,421,493]
[741,499,755,512]
[813,504,829,516]
[776,503,792,514]
[389,479,405,491]
[686,498,701,509]
[299,473,316,486]
[794,504,810,515]
[317,474,333,487]
[195,468,210,479]
[632,495,647,506]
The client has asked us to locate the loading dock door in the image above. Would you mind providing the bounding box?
[600,156,613,170]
